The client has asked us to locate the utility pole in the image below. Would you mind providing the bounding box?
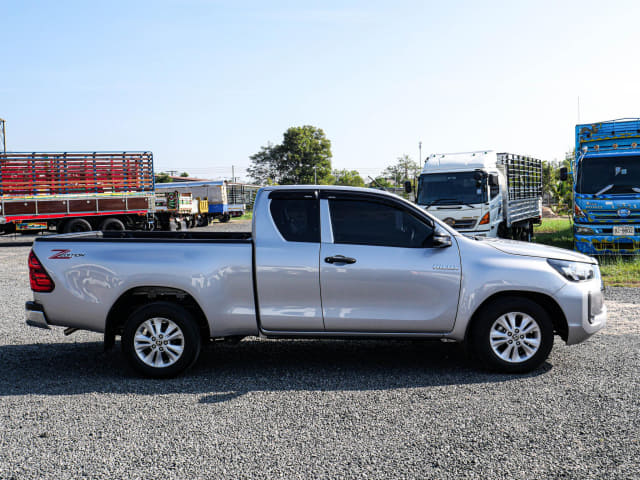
[232,165,235,183]
[419,141,422,165]
[0,118,6,154]
[314,166,317,184]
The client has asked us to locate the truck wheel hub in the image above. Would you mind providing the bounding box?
[489,312,541,363]
[134,317,185,368]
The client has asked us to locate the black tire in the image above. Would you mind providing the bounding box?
[63,218,92,233]
[219,213,230,223]
[122,301,201,378]
[468,297,554,373]
[99,217,125,231]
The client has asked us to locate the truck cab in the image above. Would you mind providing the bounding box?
[416,151,541,241]
[571,119,640,255]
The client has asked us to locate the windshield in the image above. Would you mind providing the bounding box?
[417,172,487,205]
[577,155,640,194]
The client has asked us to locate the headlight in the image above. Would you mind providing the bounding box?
[574,226,594,235]
[547,258,595,282]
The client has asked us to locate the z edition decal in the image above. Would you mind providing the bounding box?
[49,249,86,259]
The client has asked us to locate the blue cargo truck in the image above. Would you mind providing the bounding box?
[566,118,640,255]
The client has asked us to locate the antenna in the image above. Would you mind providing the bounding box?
[577,96,580,123]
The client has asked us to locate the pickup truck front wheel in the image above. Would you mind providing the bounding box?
[122,302,201,378]
[469,297,554,373]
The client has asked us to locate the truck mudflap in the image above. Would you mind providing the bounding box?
[25,301,50,330]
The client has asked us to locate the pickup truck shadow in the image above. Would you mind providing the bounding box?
[0,339,551,401]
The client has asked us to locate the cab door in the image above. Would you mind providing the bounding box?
[254,190,324,332]
[319,192,461,333]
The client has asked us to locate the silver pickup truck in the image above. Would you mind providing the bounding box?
[26,186,606,377]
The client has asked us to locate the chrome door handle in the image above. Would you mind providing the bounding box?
[325,255,356,264]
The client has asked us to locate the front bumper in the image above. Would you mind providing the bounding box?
[554,279,606,345]
[25,301,50,330]
[575,231,640,255]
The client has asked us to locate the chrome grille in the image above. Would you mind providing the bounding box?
[589,210,640,221]
[451,219,477,230]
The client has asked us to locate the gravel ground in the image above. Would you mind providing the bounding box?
[0,223,638,479]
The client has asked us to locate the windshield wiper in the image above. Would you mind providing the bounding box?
[425,198,479,208]
[424,198,459,208]
[594,184,613,196]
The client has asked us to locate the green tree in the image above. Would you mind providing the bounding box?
[369,176,392,189]
[542,161,560,202]
[541,152,574,214]
[248,126,332,185]
[155,172,172,183]
[180,172,189,177]
[382,154,421,185]
[331,169,365,187]
[557,151,574,213]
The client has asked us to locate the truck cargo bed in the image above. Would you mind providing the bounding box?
[34,230,252,243]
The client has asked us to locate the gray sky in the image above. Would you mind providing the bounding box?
[3,0,640,180]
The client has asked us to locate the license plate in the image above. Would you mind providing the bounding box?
[613,226,634,235]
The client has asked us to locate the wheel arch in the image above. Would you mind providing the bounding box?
[104,286,210,349]
[464,290,568,342]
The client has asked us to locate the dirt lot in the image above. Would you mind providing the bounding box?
[0,222,638,479]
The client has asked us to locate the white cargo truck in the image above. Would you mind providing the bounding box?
[415,151,542,241]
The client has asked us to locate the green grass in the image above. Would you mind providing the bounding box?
[236,211,253,221]
[533,218,574,250]
[598,256,640,287]
[534,218,640,287]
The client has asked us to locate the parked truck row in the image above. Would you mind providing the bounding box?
[0,152,245,234]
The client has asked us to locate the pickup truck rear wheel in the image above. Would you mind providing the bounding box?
[122,302,201,378]
[469,297,553,373]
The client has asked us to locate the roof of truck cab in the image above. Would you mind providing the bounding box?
[421,150,498,173]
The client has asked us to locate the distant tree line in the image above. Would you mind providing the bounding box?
[247,125,419,189]
[246,125,575,213]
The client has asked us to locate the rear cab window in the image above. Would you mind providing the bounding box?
[269,190,320,243]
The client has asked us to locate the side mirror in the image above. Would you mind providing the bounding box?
[559,167,568,181]
[432,230,452,248]
[403,180,412,193]
[489,174,499,186]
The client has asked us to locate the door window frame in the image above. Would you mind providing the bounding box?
[319,190,436,248]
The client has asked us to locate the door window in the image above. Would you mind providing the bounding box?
[329,198,433,248]
[270,194,320,243]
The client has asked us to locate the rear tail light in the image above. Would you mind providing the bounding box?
[28,250,55,292]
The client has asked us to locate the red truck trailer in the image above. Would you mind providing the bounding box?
[0,151,154,234]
